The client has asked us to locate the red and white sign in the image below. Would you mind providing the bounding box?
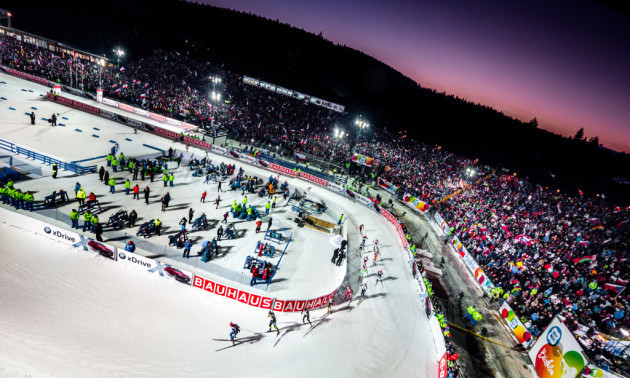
[96,88,103,103]
[154,126,179,139]
[118,103,134,113]
[192,275,274,309]
[438,352,448,378]
[299,172,328,187]
[211,145,228,154]
[380,208,408,250]
[269,163,298,177]
[165,118,181,127]
[149,112,166,122]
[184,136,212,150]
[46,93,100,115]
[181,122,198,131]
[5,68,50,86]
[327,182,343,192]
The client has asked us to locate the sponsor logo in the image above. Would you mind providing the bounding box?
[52,230,77,242]
[546,326,561,346]
[127,255,151,268]
[118,252,126,260]
[118,103,134,112]
[44,226,51,234]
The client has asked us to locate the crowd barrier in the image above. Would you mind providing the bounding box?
[101,97,198,132]
[0,138,96,175]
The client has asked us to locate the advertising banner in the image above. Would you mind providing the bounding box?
[165,118,181,127]
[133,108,149,117]
[279,290,337,312]
[438,352,448,378]
[327,182,344,192]
[125,117,143,128]
[155,126,179,139]
[380,208,409,250]
[451,235,494,293]
[403,193,430,213]
[528,317,588,378]
[211,145,228,154]
[237,152,258,164]
[377,178,399,194]
[351,153,375,166]
[192,275,273,308]
[46,93,100,115]
[4,67,50,86]
[184,136,212,150]
[102,97,118,107]
[99,109,116,120]
[434,213,450,235]
[499,302,532,347]
[96,88,103,103]
[299,172,328,187]
[584,365,624,378]
[149,112,166,123]
[117,103,134,113]
[269,163,298,177]
[181,122,198,131]
[116,250,193,285]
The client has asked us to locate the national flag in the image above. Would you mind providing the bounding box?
[605,283,626,294]
[578,189,584,196]
[115,88,121,93]
[120,67,125,72]
[572,255,595,264]
[140,94,146,98]
[536,184,543,192]
[515,235,533,246]
[122,84,128,89]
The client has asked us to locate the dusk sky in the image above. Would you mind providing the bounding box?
[203,0,630,152]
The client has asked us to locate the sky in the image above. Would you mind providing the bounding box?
[202,0,630,152]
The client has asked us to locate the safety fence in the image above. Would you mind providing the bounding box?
[0,138,96,175]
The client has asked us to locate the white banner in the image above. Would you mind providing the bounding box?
[102,97,118,107]
[327,182,344,192]
[116,250,193,285]
[211,145,227,154]
[528,317,588,378]
[499,302,532,347]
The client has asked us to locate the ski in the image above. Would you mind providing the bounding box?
[215,341,245,351]
[357,298,365,306]
[212,338,236,342]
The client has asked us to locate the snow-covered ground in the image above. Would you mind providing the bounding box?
[0,71,440,376]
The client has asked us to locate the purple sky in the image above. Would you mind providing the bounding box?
[203,0,630,152]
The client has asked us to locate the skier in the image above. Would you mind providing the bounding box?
[376,270,384,286]
[373,239,379,253]
[344,286,353,300]
[373,250,380,266]
[328,296,334,314]
[268,311,280,335]
[217,180,223,192]
[267,217,273,231]
[229,322,240,344]
[359,224,364,235]
[301,308,312,326]
[222,211,229,224]
[359,268,366,284]
[215,195,221,209]
[30,112,35,125]
[217,226,224,241]
[359,283,368,302]
[189,208,194,223]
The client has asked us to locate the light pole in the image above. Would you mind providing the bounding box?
[98,58,105,88]
[112,48,125,68]
[208,76,222,129]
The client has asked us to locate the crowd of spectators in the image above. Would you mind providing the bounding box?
[2,36,629,370]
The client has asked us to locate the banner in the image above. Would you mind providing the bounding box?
[181,122,198,131]
[184,136,212,150]
[403,193,430,213]
[211,145,228,154]
[46,93,100,114]
[4,67,50,86]
[279,289,337,312]
[352,153,374,166]
[327,182,344,192]
[377,178,399,194]
[269,163,298,177]
[149,112,166,123]
[584,365,625,378]
[102,97,118,107]
[192,275,273,309]
[450,235,494,293]
[380,208,409,250]
[118,103,134,113]
[154,126,179,139]
[499,302,532,347]
[299,171,328,187]
[433,213,450,235]
[134,108,149,117]
[528,317,588,378]
[116,250,193,285]
[165,118,181,127]
[99,109,116,120]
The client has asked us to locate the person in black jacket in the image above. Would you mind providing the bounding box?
[52,163,58,179]
[103,170,110,186]
[98,166,105,182]
[95,223,103,241]
[332,248,339,263]
[144,186,150,205]
[128,209,137,227]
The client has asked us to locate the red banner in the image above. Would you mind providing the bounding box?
[46,93,100,115]
[5,68,50,86]
[118,103,134,113]
[380,208,409,249]
[184,136,212,150]
[149,112,166,122]
[181,122,198,131]
[192,275,274,309]
[154,126,179,139]
[299,171,328,187]
[269,163,298,177]
[438,352,448,378]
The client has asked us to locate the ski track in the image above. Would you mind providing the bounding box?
[0,71,438,377]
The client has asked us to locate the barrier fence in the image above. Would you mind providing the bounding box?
[0,138,96,175]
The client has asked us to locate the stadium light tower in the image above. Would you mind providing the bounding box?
[0,9,12,28]
[112,48,125,67]
[98,59,105,88]
[208,76,222,128]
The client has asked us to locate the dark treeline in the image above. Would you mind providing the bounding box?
[4,0,630,203]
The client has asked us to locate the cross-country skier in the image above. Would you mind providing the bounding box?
[301,308,312,326]
[359,268,366,284]
[345,286,353,300]
[362,256,369,270]
[268,311,280,335]
[376,270,384,286]
[328,296,334,314]
[373,250,380,266]
[229,322,240,344]
[373,239,380,253]
[359,224,364,235]
[360,283,368,299]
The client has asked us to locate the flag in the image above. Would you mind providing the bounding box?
[605,283,626,294]
[572,255,595,264]
[120,67,125,72]
[122,84,128,89]
[515,235,533,246]
[578,240,591,246]
[140,94,146,98]
[591,224,604,230]
[536,184,543,192]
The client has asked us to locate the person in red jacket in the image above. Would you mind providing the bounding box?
[250,266,259,286]
[132,184,140,200]
[87,192,97,203]
[262,266,269,280]
[255,220,262,233]
[201,191,207,203]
